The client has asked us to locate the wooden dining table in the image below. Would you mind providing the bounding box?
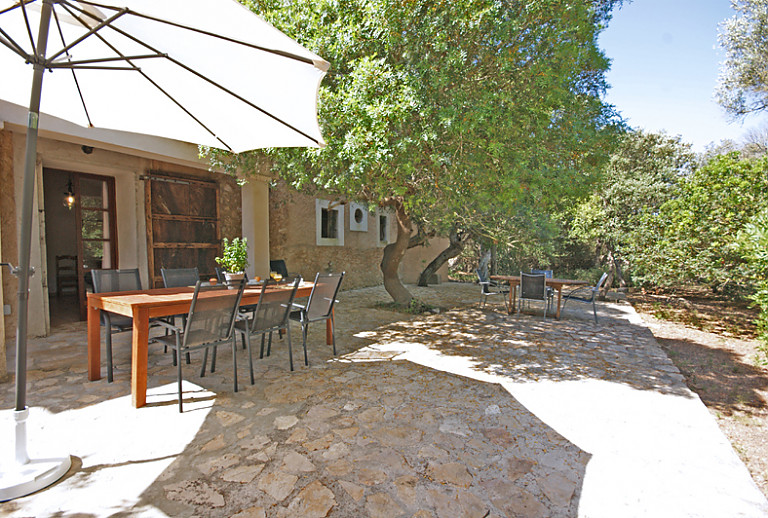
[490,275,589,318]
[87,281,318,408]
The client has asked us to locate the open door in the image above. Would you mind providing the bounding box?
[75,173,118,319]
[43,169,117,321]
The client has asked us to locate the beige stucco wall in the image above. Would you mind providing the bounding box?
[0,128,242,348]
[269,183,450,291]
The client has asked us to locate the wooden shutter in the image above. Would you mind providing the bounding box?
[145,173,220,287]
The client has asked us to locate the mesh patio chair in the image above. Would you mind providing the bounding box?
[269,259,290,279]
[161,267,201,364]
[91,268,161,382]
[518,272,549,320]
[235,277,301,379]
[289,272,345,367]
[531,269,555,312]
[561,272,609,323]
[476,268,509,312]
[155,279,246,412]
[161,267,200,288]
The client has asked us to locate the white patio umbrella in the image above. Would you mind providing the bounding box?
[0,0,328,500]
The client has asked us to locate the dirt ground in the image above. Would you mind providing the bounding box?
[627,288,768,498]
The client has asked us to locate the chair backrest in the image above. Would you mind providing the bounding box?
[183,280,245,348]
[161,267,200,288]
[249,277,301,333]
[56,255,76,272]
[476,268,489,284]
[520,272,546,301]
[595,272,609,291]
[476,269,494,294]
[531,269,553,279]
[269,259,289,279]
[91,268,142,293]
[305,272,345,321]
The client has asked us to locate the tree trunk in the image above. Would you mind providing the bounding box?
[380,201,414,305]
[417,229,466,286]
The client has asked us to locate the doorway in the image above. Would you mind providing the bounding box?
[43,169,118,324]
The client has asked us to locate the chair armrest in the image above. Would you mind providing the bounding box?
[292,302,306,310]
[155,319,182,333]
[564,286,596,301]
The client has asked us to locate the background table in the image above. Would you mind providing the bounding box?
[491,275,588,318]
[87,282,316,408]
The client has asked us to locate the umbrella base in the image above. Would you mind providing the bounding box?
[0,408,71,502]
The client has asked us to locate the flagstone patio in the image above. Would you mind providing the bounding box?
[1,282,767,517]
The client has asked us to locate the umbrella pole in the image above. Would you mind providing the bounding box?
[0,0,71,502]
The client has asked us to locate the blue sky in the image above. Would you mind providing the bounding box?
[599,0,768,152]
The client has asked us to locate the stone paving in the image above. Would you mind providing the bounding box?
[1,282,767,517]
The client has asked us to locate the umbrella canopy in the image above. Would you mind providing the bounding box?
[0,0,328,500]
[0,0,329,151]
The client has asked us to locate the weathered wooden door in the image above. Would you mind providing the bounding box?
[145,173,220,288]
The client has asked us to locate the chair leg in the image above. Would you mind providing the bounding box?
[330,314,337,356]
[287,325,295,372]
[211,346,217,373]
[593,299,598,324]
[267,332,273,356]
[259,333,266,359]
[105,330,114,383]
[245,332,255,386]
[302,322,309,367]
[201,348,209,378]
[176,336,184,413]
[231,337,238,393]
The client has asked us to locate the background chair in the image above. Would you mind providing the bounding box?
[155,280,245,412]
[91,268,157,382]
[161,267,200,288]
[518,272,549,319]
[561,272,609,323]
[235,277,301,378]
[269,259,290,280]
[476,268,509,312]
[531,269,555,313]
[55,255,78,297]
[290,272,345,367]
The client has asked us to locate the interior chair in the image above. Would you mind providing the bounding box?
[289,272,345,367]
[155,279,246,412]
[55,255,78,297]
[561,272,609,323]
[531,269,555,312]
[235,276,301,378]
[161,267,200,363]
[91,268,159,382]
[476,268,509,312]
[518,272,549,319]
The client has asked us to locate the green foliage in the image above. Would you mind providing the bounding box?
[215,237,249,273]
[221,0,623,239]
[630,153,768,292]
[738,209,768,355]
[569,130,695,275]
[717,0,768,117]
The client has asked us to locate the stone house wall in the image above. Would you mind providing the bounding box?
[269,182,450,291]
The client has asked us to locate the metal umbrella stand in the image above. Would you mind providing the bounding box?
[0,0,328,500]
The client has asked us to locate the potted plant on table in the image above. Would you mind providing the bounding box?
[215,237,249,287]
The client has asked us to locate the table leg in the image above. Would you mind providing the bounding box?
[556,288,563,319]
[87,303,101,381]
[131,307,150,408]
